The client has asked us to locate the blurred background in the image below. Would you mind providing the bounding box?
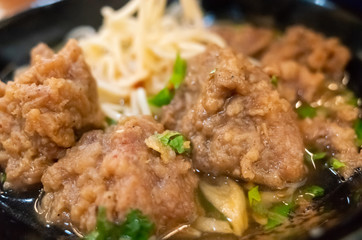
[0,0,35,18]
[0,0,361,20]
[0,0,60,19]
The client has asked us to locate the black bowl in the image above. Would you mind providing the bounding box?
[0,0,362,239]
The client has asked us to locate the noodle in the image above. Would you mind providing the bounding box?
[70,0,225,120]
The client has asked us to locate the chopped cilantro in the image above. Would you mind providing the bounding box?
[250,201,294,230]
[251,202,269,217]
[148,88,174,107]
[305,150,327,163]
[248,186,261,206]
[156,130,190,154]
[105,117,117,126]
[354,119,362,147]
[353,189,362,205]
[343,90,359,106]
[264,203,293,230]
[169,53,187,89]
[304,185,325,199]
[296,103,317,119]
[148,54,187,107]
[330,158,345,170]
[313,152,327,160]
[304,150,327,170]
[84,207,154,240]
[168,135,188,154]
[265,218,282,230]
[271,75,278,87]
[347,96,359,106]
[0,172,6,184]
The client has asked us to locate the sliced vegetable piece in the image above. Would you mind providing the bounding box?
[296,103,317,119]
[330,158,345,170]
[199,178,248,236]
[193,217,233,234]
[197,189,227,221]
[84,208,154,240]
[248,186,261,206]
[169,226,202,239]
[304,185,325,199]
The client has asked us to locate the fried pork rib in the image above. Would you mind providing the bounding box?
[41,116,198,234]
[162,45,306,188]
[261,25,351,103]
[0,40,104,190]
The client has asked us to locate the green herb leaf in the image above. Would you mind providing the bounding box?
[248,186,261,206]
[264,203,293,230]
[343,90,359,106]
[156,130,190,154]
[330,158,345,170]
[251,202,269,217]
[169,53,187,89]
[148,88,174,107]
[304,185,325,198]
[105,117,117,126]
[0,172,6,184]
[354,119,362,147]
[296,103,317,119]
[168,135,188,154]
[84,208,154,240]
[271,75,278,87]
[313,152,327,160]
[120,209,155,240]
[265,218,281,230]
[148,54,187,107]
[84,207,114,240]
[347,96,359,106]
[305,150,327,162]
[304,150,327,167]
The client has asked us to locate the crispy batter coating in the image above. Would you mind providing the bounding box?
[0,40,104,190]
[41,116,198,234]
[162,45,306,188]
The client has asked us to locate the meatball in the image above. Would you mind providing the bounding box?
[0,40,104,190]
[40,116,198,235]
[162,45,305,188]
